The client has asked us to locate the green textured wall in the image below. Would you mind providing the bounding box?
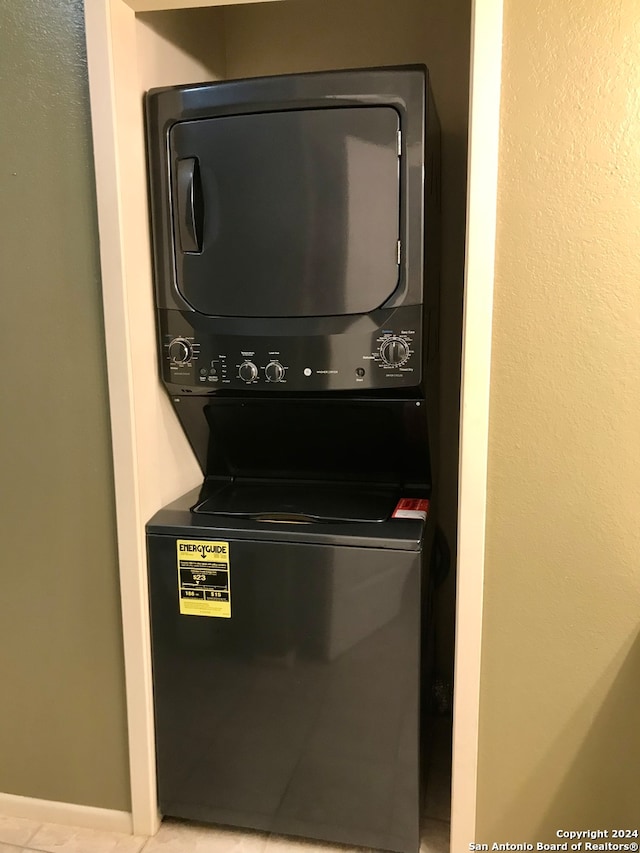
[0,0,130,810]
[477,0,640,842]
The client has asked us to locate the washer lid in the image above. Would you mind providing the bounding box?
[191,481,399,524]
[147,488,426,551]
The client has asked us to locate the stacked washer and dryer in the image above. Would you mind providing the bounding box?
[144,66,442,853]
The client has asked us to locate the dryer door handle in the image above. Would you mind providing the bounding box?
[176,157,203,253]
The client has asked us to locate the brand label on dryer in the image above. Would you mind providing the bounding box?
[176,539,231,618]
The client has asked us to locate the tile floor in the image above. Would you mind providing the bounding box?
[0,814,448,853]
[0,720,450,853]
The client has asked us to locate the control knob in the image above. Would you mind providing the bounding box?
[380,338,409,366]
[265,361,285,382]
[169,338,192,366]
[238,361,258,383]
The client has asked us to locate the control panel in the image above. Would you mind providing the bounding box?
[159,306,423,393]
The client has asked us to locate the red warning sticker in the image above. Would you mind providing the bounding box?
[392,498,430,521]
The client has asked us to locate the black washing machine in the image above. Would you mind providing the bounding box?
[146,398,435,853]
[147,482,433,853]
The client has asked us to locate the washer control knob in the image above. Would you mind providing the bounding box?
[265,361,285,382]
[380,338,409,367]
[169,338,192,365]
[238,361,258,383]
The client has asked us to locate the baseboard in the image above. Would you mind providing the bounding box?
[0,792,133,834]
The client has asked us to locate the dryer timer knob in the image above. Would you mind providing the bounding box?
[380,338,409,366]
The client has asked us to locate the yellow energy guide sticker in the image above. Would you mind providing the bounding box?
[176,540,231,618]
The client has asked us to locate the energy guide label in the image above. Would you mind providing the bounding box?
[176,539,231,618]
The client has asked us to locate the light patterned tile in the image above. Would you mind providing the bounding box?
[420,818,449,853]
[27,823,146,853]
[0,817,40,847]
[142,819,267,853]
[0,843,27,853]
[264,834,371,852]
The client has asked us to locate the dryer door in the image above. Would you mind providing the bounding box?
[169,106,401,317]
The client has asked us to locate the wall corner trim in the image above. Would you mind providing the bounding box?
[0,793,133,835]
[450,0,505,848]
[83,0,162,838]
